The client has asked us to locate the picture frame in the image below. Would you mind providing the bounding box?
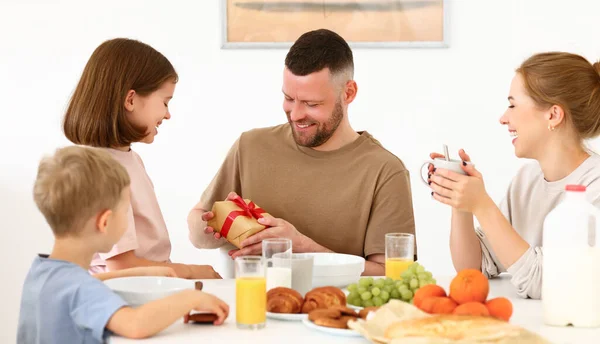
[221,0,449,49]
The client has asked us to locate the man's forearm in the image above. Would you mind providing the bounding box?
[296,235,333,253]
[187,208,226,249]
[363,261,385,276]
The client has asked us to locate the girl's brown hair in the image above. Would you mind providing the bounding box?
[517,52,600,140]
[63,38,178,147]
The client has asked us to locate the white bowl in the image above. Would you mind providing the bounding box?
[104,276,194,306]
[306,253,365,288]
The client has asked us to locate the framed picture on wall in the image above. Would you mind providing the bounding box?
[221,0,448,49]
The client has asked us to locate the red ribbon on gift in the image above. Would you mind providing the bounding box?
[220,196,267,239]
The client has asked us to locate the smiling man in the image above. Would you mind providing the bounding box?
[187,29,416,278]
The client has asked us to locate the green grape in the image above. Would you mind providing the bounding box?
[358,286,367,294]
[416,265,425,273]
[348,297,362,307]
[419,280,429,288]
[349,291,360,299]
[431,278,437,285]
[402,271,415,280]
[347,283,358,292]
[361,291,372,301]
[398,284,409,293]
[380,290,390,302]
[359,278,371,287]
[410,278,419,290]
[374,278,386,288]
[373,296,384,307]
[417,273,427,281]
[390,289,400,299]
[385,277,395,285]
[366,277,374,285]
[424,271,433,279]
[383,285,394,294]
[371,287,381,296]
[401,290,413,301]
[363,300,375,308]
[395,280,404,288]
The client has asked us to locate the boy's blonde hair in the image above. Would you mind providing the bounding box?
[33,146,130,237]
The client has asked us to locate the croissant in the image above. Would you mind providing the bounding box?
[266,287,304,314]
[301,286,347,313]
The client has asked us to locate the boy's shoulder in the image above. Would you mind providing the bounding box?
[18,255,127,343]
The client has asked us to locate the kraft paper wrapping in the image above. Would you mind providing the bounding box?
[207,198,270,249]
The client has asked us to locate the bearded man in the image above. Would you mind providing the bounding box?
[187,29,416,278]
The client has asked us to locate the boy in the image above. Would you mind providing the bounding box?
[17,146,229,344]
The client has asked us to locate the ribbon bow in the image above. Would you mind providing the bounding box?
[220,196,267,238]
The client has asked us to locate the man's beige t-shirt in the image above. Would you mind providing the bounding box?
[201,124,416,259]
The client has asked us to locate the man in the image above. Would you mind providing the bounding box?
[188,29,416,278]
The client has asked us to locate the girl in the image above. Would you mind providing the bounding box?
[63,38,220,279]
[428,52,600,299]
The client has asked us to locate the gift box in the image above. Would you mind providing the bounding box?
[207,196,270,249]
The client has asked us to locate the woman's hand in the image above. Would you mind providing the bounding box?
[428,149,492,214]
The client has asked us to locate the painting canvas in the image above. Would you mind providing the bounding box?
[222,0,447,48]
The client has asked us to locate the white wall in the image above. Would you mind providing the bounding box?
[2,0,600,341]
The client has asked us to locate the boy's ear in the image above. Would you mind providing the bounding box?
[96,209,112,234]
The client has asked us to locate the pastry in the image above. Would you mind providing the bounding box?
[313,317,350,329]
[188,313,218,324]
[308,308,342,322]
[267,287,304,314]
[385,315,552,343]
[359,306,380,319]
[301,286,347,313]
[329,305,358,317]
[308,308,358,329]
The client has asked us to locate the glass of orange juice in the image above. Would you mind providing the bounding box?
[385,233,415,280]
[235,256,266,329]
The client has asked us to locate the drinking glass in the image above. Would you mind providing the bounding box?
[385,233,415,280]
[235,256,266,329]
[263,238,292,290]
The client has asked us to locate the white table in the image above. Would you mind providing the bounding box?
[110,275,598,344]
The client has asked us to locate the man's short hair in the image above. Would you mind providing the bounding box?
[285,29,354,82]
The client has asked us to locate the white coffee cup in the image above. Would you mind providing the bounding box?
[419,158,473,186]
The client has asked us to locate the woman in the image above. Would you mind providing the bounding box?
[428,52,600,299]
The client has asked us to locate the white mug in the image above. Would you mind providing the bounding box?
[419,158,473,186]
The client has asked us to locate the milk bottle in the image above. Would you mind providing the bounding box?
[542,185,600,327]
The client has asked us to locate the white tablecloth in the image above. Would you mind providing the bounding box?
[109,275,598,344]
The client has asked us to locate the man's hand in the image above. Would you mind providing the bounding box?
[229,216,307,259]
[202,192,240,240]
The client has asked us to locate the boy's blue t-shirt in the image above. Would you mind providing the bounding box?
[17,255,128,344]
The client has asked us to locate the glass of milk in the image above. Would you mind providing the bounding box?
[263,238,292,291]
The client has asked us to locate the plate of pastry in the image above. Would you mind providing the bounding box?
[302,306,368,337]
[266,286,350,321]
